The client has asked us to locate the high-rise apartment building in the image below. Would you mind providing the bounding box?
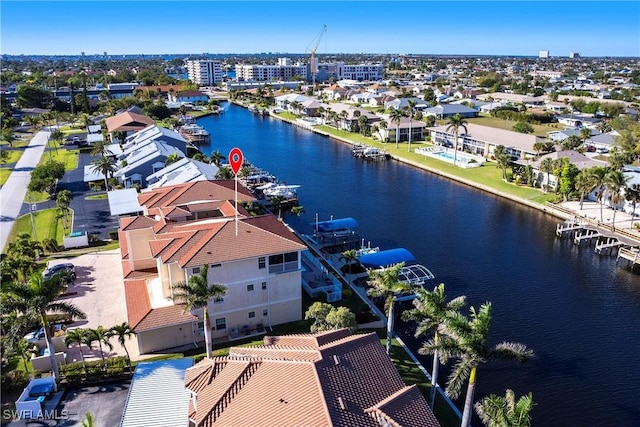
[186,59,223,86]
[539,50,550,58]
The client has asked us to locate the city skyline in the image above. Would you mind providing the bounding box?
[1,1,639,58]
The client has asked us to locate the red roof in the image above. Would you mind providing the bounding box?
[185,330,439,427]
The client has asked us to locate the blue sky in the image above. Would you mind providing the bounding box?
[1,1,639,57]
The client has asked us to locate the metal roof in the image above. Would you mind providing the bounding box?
[120,358,194,427]
[358,248,415,269]
[315,217,358,233]
[108,189,143,216]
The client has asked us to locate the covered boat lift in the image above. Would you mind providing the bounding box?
[358,248,435,301]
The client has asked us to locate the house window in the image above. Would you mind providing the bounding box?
[258,257,266,269]
[261,282,267,290]
[192,267,200,274]
[263,309,268,317]
[215,318,226,330]
[210,263,221,268]
[268,251,299,273]
[247,284,254,292]
[248,311,255,319]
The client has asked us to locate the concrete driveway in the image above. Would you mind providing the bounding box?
[52,249,139,362]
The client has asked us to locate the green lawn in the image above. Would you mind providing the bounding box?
[1,139,31,149]
[0,168,12,185]
[85,194,108,200]
[40,147,79,171]
[2,149,24,164]
[7,208,64,246]
[25,190,50,203]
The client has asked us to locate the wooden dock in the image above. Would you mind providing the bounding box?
[573,228,603,245]
[556,220,587,237]
[594,236,625,255]
[616,247,640,269]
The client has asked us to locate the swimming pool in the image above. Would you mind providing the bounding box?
[414,147,485,168]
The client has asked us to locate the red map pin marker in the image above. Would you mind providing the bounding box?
[229,147,243,175]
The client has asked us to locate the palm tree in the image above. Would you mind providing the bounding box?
[574,169,596,210]
[90,140,113,157]
[339,249,358,276]
[474,389,535,427]
[378,119,388,142]
[493,145,511,181]
[590,166,609,222]
[403,284,466,406]
[446,113,468,167]
[107,322,135,370]
[625,184,640,229]
[604,169,629,230]
[3,275,87,381]
[421,303,533,427]
[406,100,417,152]
[215,166,234,180]
[367,263,410,354]
[171,265,227,358]
[81,411,95,427]
[389,108,403,148]
[64,328,89,372]
[88,326,113,367]
[539,157,555,193]
[90,155,117,191]
[13,338,34,375]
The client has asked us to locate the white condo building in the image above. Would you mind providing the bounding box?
[235,58,307,82]
[335,62,384,81]
[186,59,223,86]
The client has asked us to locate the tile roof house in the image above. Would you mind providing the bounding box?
[184,329,440,427]
[119,180,307,354]
[104,110,155,140]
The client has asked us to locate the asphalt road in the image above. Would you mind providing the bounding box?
[0,130,49,251]
[13,148,120,241]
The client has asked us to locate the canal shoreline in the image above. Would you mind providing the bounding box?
[249,103,640,246]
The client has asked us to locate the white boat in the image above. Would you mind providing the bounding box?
[263,184,301,199]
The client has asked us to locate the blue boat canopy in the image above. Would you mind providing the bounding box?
[315,217,358,233]
[358,248,415,269]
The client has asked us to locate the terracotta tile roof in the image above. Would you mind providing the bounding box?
[119,230,129,259]
[105,111,155,133]
[187,358,329,427]
[365,384,440,427]
[124,279,152,329]
[185,330,438,427]
[179,218,306,268]
[135,304,198,331]
[262,328,351,349]
[229,345,320,362]
[120,215,157,231]
[139,181,255,211]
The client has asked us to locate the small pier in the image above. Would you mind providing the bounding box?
[573,228,603,245]
[556,220,587,237]
[594,236,625,255]
[616,247,640,270]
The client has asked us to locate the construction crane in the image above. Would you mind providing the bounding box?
[306,24,327,88]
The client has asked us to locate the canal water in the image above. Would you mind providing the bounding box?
[199,102,640,426]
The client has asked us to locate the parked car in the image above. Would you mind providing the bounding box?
[43,263,76,282]
[23,324,67,344]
